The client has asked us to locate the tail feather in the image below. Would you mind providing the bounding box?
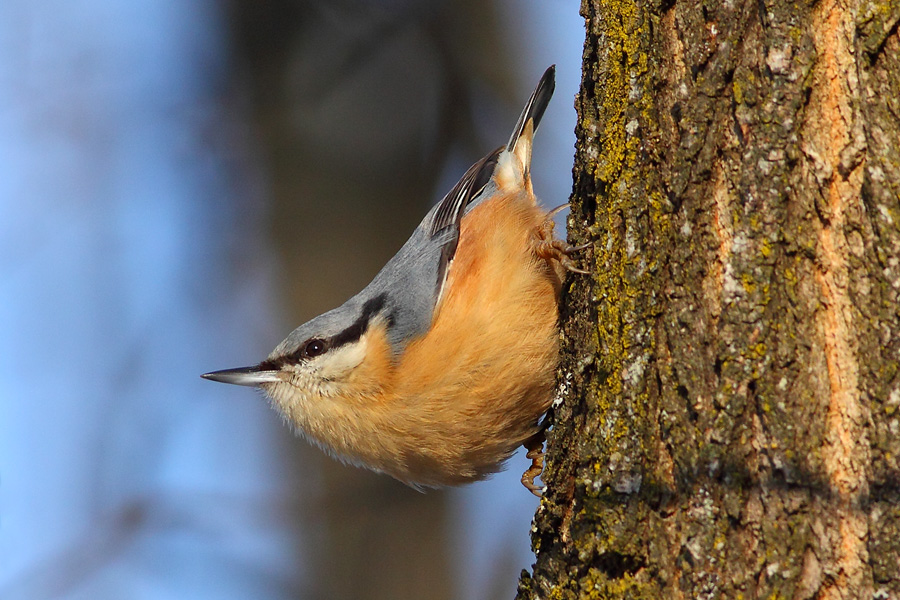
[506,65,556,153]
[497,65,556,193]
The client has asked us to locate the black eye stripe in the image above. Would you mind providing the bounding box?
[329,294,387,349]
[270,294,389,368]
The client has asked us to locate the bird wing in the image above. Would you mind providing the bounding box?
[358,67,557,353]
[354,149,502,353]
[428,148,502,239]
[428,65,556,307]
[427,147,502,307]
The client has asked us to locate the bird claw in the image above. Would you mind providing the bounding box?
[521,431,546,497]
[566,241,593,253]
[534,238,592,274]
[545,202,571,219]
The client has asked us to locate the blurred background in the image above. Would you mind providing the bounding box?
[0,1,582,598]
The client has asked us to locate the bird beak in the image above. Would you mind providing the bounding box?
[201,364,281,387]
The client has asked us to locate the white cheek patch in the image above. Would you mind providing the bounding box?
[270,322,383,404]
[316,337,367,380]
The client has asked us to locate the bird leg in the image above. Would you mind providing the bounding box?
[521,429,547,497]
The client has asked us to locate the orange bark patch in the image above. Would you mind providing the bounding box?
[805,0,870,597]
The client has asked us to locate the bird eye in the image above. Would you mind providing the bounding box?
[302,338,327,359]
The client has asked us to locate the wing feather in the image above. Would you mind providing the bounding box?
[428,147,502,305]
[429,148,502,238]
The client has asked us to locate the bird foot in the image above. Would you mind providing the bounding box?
[534,212,592,274]
[521,431,546,497]
[534,237,591,274]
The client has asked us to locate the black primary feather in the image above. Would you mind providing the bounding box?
[429,148,502,238]
[429,148,502,298]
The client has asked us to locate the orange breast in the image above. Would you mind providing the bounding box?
[383,191,563,485]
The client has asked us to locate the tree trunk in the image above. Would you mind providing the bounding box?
[518,0,900,598]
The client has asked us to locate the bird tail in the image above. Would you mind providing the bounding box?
[496,65,556,194]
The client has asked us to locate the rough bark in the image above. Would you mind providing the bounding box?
[518,0,900,598]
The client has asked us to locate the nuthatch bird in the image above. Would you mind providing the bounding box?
[203,66,585,495]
